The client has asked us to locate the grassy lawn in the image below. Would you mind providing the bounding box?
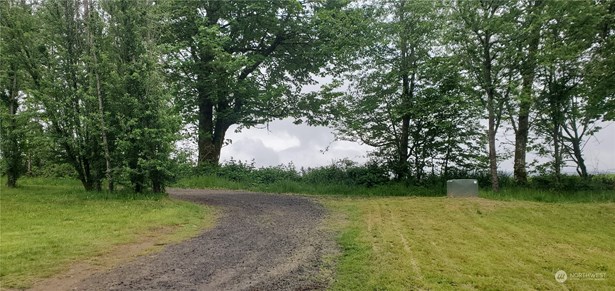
[0,178,214,289]
[324,197,615,290]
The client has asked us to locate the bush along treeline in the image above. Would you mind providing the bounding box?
[173,159,615,199]
[2,0,614,193]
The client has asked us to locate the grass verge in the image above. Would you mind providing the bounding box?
[175,175,444,196]
[0,178,214,289]
[175,175,615,202]
[481,187,615,203]
[323,196,615,290]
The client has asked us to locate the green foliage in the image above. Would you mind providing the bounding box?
[3,0,613,195]
[159,0,350,165]
[102,0,179,193]
[530,0,613,178]
[326,1,488,183]
[173,158,614,202]
[29,163,77,178]
[8,0,179,192]
[175,158,443,196]
[529,174,615,192]
[302,159,389,188]
[0,0,36,187]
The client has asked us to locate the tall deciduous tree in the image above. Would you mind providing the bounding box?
[453,0,517,191]
[332,1,485,181]
[534,0,607,179]
[19,0,105,191]
[17,0,176,192]
[160,0,344,166]
[0,0,37,187]
[101,0,178,192]
[510,0,544,184]
[84,0,113,191]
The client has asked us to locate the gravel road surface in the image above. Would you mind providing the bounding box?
[73,188,337,291]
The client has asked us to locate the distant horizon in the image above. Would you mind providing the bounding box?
[206,118,615,175]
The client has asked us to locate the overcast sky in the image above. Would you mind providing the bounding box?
[219,118,615,174]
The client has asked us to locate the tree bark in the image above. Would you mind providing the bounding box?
[488,99,500,192]
[483,32,500,192]
[396,1,411,180]
[514,74,531,184]
[4,67,21,188]
[152,181,163,193]
[197,114,230,166]
[514,102,530,184]
[5,98,20,188]
[513,0,543,185]
[85,0,113,191]
[570,138,588,178]
[552,121,561,179]
[196,87,232,166]
[197,87,216,166]
[562,116,589,179]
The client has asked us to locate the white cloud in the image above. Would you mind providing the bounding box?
[219,118,615,174]
[222,137,281,166]
[220,118,372,168]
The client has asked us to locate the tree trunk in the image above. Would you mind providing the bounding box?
[399,116,410,179]
[548,78,563,181]
[196,88,233,166]
[570,139,588,178]
[483,32,499,192]
[152,179,163,193]
[132,172,145,193]
[397,3,411,180]
[197,89,217,166]
[85,0,113,191]
[513,101,530,184]
[6,102,20,188]
[488,103,500,192]
[513,0,542,185]
[80,180,95,191]
[562,117,589,179]
[26,156,32,176]
[552,119,561,179]
[199,139,223,165]
[77,159,96,191]
[4,69,21,188]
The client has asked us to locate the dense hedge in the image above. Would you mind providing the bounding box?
[185,159,614,193]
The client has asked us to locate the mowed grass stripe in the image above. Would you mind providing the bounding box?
[325,197,615,290]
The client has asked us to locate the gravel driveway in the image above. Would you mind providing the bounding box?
[73,188,337,291]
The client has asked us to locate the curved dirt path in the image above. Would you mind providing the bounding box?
[72,188,337,291]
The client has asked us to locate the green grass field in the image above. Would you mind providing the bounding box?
[0,178,214,289]
[324,197,615,290]
[2,176,613,290]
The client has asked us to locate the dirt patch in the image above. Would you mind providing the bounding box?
[25,227,177,291]
[62,188,337,290]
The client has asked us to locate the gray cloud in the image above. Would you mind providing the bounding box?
[222,137,281,166]
[220,118,370,168]
[220,118,615,173]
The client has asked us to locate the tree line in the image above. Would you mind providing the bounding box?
[1,0,613,192]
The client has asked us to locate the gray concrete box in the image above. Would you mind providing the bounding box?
[447,179,479,197]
